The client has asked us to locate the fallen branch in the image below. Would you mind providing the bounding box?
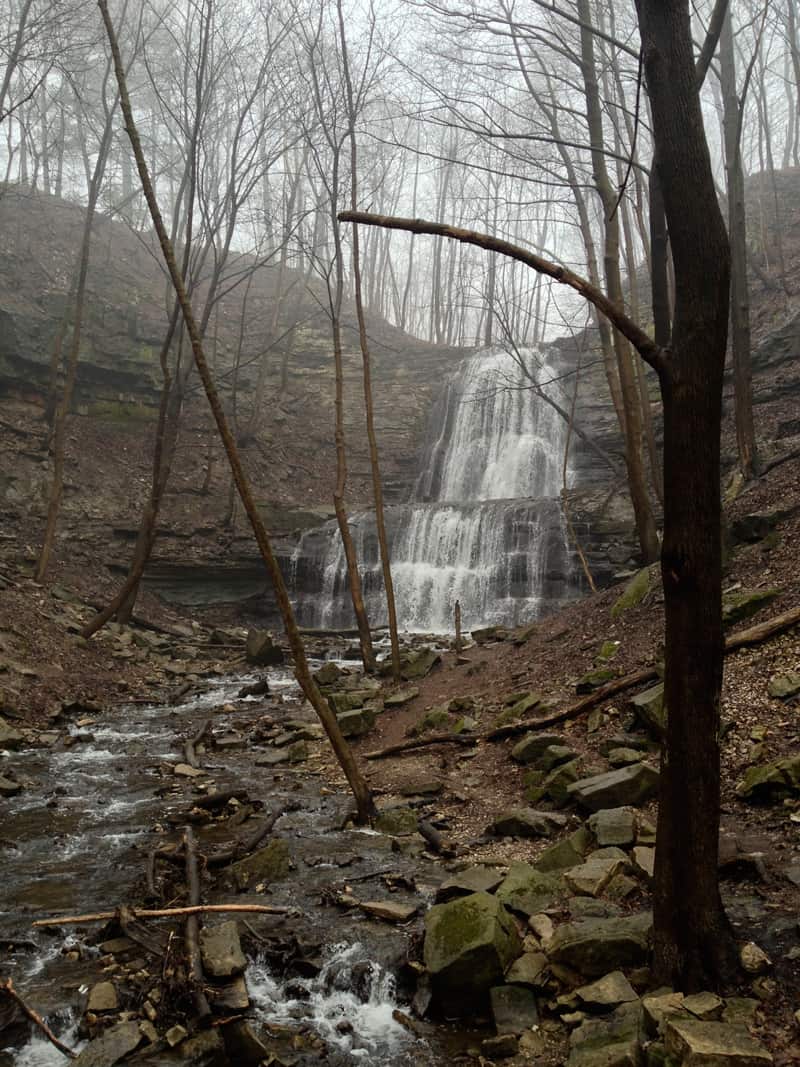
[184,826,211,1019]
[32,904,294,928]
[0,977,77,1059]
[184,719,213,770]
[365,606,800,760]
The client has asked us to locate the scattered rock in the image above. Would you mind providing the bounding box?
[412,707,450,735]
[489,808,569,839]
[0,774,22,797]
[564,856,627,898]
[576,668,618,694]
[313,661,342,687]
[511,732,567,765]
[490,984,540,1033]
[588,808,636,848]
[536,827,593,872]
[165,1023,188,1047]
[629,682,666,737]
[73,1021,143,1066]
[436,866,505,901]
[508,691,543,717]
[0,717,23,750]
[173,763,204,778]
[663,1017,773,1065]
[567,764,659,811]
[400,648,441,680]
[423,891,522,1011]
[631,847,655,882]
[359,900,418,923]
[575,971,638,1011]
[495,863,565,916]
[567,1000,644,1067]
[212,977,250,1012]
[245,629,285,666]
[736,756,800,802]
[731,512,779,543]
[526,759,581,807]
[767,671,800,700]
[384,687,419,707]
[642,991,687,1034]
[375,805,419,836]
[547,913,652,978]
[506,950,549,989]
[611,567,651,619]
[86,981,118,1013]
[200,921,247,978]
[237,678,270,698]
[721,588,779,628]
[683,992,724,1021]
[740,942,771,975]
[336,706,375,737]
[481,1033,519,1059]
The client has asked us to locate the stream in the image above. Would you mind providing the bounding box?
[1,665,472,1065]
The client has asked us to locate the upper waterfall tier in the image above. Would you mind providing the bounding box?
[420,347,567,503]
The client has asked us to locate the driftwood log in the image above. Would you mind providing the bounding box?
[0,977,78,1059]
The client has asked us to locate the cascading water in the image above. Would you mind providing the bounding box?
[292,346,578,633]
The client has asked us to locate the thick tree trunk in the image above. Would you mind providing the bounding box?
[637,0,739,990]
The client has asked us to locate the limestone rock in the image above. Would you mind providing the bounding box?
[629,683,666,738]
[489,808,569,839]
[607,748,645,767]
[588,808,636,848]
[740,942,771,975]
[436,866,504,901]
[511,732,567,765]
[336,706,375,737]
[199,921,246,978]
[212,976,250,1012]
[73,1021,143,1066]
[0,774,22,797]
[245,629,285,666]
[631,847,655,882]
[313,661,342,687]
[86,982,118,1013]
[229,838,290,891]
[611,567,651,619]
[506,950,549,989]
[564,856,626,898]
[664,1017,773,1065]
[173,763,204,778]
[536,827,594,872]
[736,756,800,802]
[683,993,724,1021]
[575,971,638,1010]
[576,668,618,694]
[375,805,419,836]
[767,671,800,699]
[359,900,418,923]
[526,759,581,807]
[567,1001,644,1067]
[722,588,779,628]
[384,687,419,707]
[495,863,565,917]
[547,914,652,978]
[0,717,23,750]
[400,648,440,680]
[490,984,540,1034]
[509,691,543,717]
[423,891,522,1011]
[568,764,659,811]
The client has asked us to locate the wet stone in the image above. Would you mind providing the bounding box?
[73,1021,143,1066]
[359,900,418,923]
[87,981,118,1013]
[245,629,284,667]
[0,774,22,797]
[374,805,419,836]
[229,839,291,891]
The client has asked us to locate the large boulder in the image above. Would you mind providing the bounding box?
[245,629,285,667]
[424,892,522,1012]
[547,914,652,978]
[568,764,659,811]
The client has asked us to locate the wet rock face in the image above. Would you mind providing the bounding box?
[423,891,522,1012]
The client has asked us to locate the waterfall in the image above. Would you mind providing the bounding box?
[291,346,577,633]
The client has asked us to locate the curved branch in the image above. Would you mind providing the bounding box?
[338,210,668,377]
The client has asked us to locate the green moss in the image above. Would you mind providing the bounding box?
[611,567,652,619]
[88,399,154,421]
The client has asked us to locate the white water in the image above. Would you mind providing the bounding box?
[294,346,575,632]
[249,941,417,1061]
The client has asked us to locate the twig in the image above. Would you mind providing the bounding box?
[32,904,294,927]
[0,977,78,1059]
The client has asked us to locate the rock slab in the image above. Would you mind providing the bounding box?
[199,921,247,977]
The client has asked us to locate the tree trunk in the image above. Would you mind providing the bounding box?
[636,0,739,990]
[98,0,375,825]
[720,6,758,479]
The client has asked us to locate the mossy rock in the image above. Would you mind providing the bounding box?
[526,759,582,807]
[411,706,451,735]
[611,567,652,619]
[375,806,419,836]
[629,682,666,738]
[495,863,565,916]
[596,640,620,663]
[229,839,291,891]
[721,588,779,627]
[736,755,800,802]
[576,668,618,694]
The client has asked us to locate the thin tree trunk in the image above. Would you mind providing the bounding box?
[97,0,375,825]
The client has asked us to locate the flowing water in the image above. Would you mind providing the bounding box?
[1,671,459,1065]
[292,346,578,632]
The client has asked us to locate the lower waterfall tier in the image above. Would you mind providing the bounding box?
[291,498,580,634]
